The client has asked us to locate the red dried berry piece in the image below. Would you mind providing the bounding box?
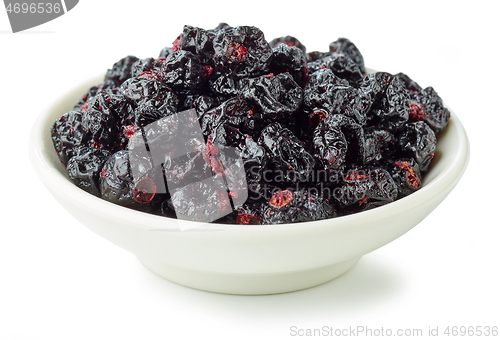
[172,35,181,52]
[309,109,327,129]
[269,190,294,208]
[80,102,89,113]
[202,65,213,79]
[133,178,157,204]
[236,213,261,225]
[408,101,427,122]
[226,42,248,61]
[395,161,422,190]
[123,125,135,140]
[344,170,370,182]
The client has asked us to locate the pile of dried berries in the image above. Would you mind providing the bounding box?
[51,23,450,225]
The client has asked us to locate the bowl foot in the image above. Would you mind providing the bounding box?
[137,257,361,295]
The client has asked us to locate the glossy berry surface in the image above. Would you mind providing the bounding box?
[51,23,450,224]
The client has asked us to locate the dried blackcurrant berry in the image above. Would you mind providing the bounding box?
[334,167,398,213]
[130,57,155,78]
[99,150,156,207]
[387,158,422,198]
[363,128,395,164]
[306,51,329,62]
[208,73,241,97]
[239,73,303,123]
[269,35,307,55]
[359,72,394,115]
[396,73,450,135]
[74,85,100,111]
[104,55,139,87]
[307,54,363,87]
[394,72,422,93]
[133,88,178,127]
[304,69,366,125]
[361,73,410,130]
[177,25,218,65]
[51,111,90,165]
[162,138,212,192]
[261,190,334,224]
[67,147,111,196]
[414,87,450,135]
[269,44,309,87]
[208,123,267,193]
[397,121,437,173]
[161,50,204,93]
[213,26,273,79]
[313,114,365,172]
[329,37,365,74]
[193,95,220,117]
[199,96,255,137]
[121,74,167,102]
[82,91,128,151]
[258,123,316,183]
[169,175,232,222]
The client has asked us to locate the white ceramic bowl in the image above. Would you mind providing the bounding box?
[29,73,470,295]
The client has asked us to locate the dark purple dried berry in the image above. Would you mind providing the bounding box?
[82,91,128,151]
[387,159,422,198]
[258,123,316,183]
[304,69,366,125]
[334,167,398,213]
[178,25,218,65]
[99,150,156,207]
[131,57,155,78]
[51,111,90,165]
[269,44,309,88]
[199,96,254,137]
[161,50,204,93]
[104,55,139,87]
[193,95,220,116]
[361,73,410,130]
[162,138,212,192]
[261,190,334,224]
[213,26,273,79]
[397,121,437,173]
[313,114,364,171]
[306,51,330,62]
[209,73,241,97]
[394,72,422,93]
[329,38,365,74]
[307,54,363,87]
[269,35,307,54]
[396,74,450,135]
[67,147,111,196]
[363,128,395,164]
[120,75,166,102]
[208,123,267,194]
[169,175,232,222]
[239,73,303,123]
[133,88,178,128]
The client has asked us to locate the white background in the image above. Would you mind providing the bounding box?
[1,1,498,339]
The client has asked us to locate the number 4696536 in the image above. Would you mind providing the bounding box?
[6,3,62,14]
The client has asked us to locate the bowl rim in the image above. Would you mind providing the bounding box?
[28,72,470,235]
